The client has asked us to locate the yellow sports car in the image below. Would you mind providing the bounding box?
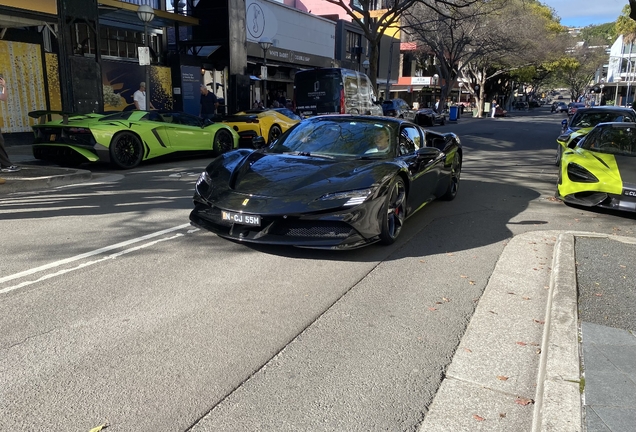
[221,108,301,146]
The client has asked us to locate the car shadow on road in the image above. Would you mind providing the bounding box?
[216,178,546,262]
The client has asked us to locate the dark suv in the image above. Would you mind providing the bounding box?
[381,98,416,121]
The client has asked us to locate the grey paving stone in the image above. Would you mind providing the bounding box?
[582,322,636,346]
[585,407,611,432]
[583,344,622,373]
[594,407,636,432]
[595,344,636,377]
[585,369,636,407]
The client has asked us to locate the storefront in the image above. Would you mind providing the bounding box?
[244,0,335,108]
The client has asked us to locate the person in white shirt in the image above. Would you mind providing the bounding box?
[133,81,155,111]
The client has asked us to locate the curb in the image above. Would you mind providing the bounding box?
[0,168,92,194]
[532,233,582,432]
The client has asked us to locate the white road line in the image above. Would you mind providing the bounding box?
[0,233,186,295]
[0,223,192,289]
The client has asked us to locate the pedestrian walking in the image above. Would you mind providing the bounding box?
[199,84,219,119]
[0,76,20,173]
[491,99,497,118]
[133,82,155,111]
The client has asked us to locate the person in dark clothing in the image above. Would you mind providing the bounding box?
[200,84,219,119]
[0,76,20,173]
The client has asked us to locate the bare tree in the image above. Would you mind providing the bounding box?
[323,0,479,90]
[404,0,563,116]
[402,1,493,111]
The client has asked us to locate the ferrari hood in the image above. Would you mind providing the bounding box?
[228,152,375,197]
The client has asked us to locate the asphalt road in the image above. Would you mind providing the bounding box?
[1,108,634,432]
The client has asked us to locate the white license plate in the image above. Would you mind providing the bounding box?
[221,211,261,226]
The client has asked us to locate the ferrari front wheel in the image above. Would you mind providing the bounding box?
[379,177,406,245]
[268,125,282,144]
[110,132,143,169]
[440,155,461,201]
[213,129,234,155]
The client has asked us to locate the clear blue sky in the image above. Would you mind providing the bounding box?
[541,0,627,27]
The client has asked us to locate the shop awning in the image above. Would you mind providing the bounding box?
[390,85,425,92]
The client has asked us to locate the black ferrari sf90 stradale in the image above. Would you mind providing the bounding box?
[189,115,462,249]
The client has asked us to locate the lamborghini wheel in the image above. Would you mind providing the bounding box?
[110,132,143,169]
[213,129,234,155]
[268,125,282,144]
[440,154,461,201]
[379,177,406,245]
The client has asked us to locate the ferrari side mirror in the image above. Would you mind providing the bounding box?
[416,146,441,162]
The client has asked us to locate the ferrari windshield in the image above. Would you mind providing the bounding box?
[582,124,636,156]
[269,118,394,157]
[570,111,636,129]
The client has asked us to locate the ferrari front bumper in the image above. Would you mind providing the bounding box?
[189,199,385,250]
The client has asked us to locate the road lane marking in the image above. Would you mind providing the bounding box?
[0,223,191,293]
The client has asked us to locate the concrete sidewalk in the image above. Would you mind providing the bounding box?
[421,231,635,432]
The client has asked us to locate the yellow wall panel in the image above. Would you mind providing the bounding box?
[0,41,47,132]
[0,0,56,15]
[45,53,62,111]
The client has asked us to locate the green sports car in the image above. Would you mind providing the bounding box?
[30,110,240,169]
[557,122,636,213]
[555,106,636,166]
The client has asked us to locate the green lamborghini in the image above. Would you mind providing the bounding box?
[30,110,240,169]
[557,121,636,213]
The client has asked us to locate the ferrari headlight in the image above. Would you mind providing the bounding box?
[319,188,374,206]
[567,163,599,183]
[557,133,571,143]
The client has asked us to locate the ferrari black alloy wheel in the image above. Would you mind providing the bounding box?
[379,177,407,245]
[441,155,461,201]
[268,125,283,144]
[110,132,143,169]
[213,129,234,155]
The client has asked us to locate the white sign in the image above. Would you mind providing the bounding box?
[261,65,267,80]
[138,47,150,66]
[411,76,432,85]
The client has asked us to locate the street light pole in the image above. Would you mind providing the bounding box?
[259,38,272,107]
[137,5,154,111]
[362,59,370,76]
[433,74,439,111]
